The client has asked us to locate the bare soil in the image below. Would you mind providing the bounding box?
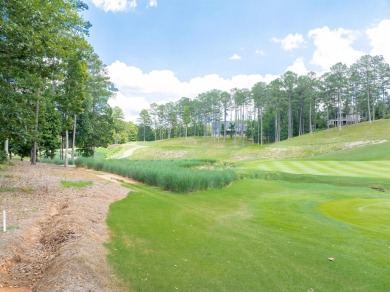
[0,161,133,291]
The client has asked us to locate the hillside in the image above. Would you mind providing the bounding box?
[101,119,390,162]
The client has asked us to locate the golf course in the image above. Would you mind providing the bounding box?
[84,119,390,291]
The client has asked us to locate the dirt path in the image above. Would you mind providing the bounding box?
[0,161,132,291]
[117,145,147,159]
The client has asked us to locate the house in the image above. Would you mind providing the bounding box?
[328,112,360,127]
[211,121,246,136]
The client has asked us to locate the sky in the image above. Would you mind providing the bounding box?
[83,0,390,121]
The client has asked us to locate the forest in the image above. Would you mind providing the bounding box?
[137,58,390,144]
[1,1,389,165]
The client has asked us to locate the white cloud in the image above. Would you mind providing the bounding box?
[285,58,308,75]
[271,33,306,51]
[366,19,390,63]
[108,92,150,122]
[107,61,277,121]
[308,26,364,71]
[92,0,137,12]
[229,54,242,60]
[148,0,157,7]
[255,49,265,56]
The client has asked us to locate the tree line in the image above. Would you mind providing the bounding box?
[0,0,133,164]
[137,55,390,144]
[1,1,390,166]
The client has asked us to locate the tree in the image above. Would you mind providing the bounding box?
[269,79,284,142]
[138,109,152,142]
[329,62,349,130]
[0,0,91,164]
[251,82,268,144]
[282,71,298,139]
[354,55,377,123]
[76,50,117,157]
[220,91,231,142]
[58,51,88,166]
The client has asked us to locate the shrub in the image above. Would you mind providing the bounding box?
[0,150,8,164]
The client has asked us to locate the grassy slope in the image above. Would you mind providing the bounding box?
[102,119,390,162]
[106,120,390,291]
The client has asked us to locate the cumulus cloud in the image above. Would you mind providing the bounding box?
[229,54,242,60]
[285,58,308,75]
[107,61,277,121]
[92,0,137,12]
[308,26,364,71]
[148,0,157,7]
[366,19,390,63]
[271,33,306,51]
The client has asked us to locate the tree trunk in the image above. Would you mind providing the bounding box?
[309,101,312,134]
[65,129,69,167]
[367,90,372,123]
[383,88,386,119]
[71,114,77,161]
[338,93,342,131]
[224,109,227,142]
[288,95,292,139]
[4,139,8,161]
[32,89,40,165]
[274,111,278,142]
[60,135,63,160]
[257,108,260,144]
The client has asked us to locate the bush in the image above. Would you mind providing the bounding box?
[0,150,7,164]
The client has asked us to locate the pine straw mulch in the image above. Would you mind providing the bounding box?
[0,161,132,292]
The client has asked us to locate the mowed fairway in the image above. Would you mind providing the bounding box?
[107,176,390,291]
[246,160,390,178]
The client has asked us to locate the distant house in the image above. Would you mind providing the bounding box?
[328,112,361,127]
[211,121,246,136]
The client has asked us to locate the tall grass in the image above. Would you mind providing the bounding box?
[40,157,74,165]
[75,158,237,193]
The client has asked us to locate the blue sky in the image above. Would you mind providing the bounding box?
[84,0,390,121]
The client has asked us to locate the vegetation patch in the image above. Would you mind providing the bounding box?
[0,187,33,193]
[61,180,93,189]
[75,158,237,193]
[41,158,75,166]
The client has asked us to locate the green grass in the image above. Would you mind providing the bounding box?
[241,160,390,178]
[61,180,93,188]
[105,119,390,291]
[40,157,75,165]
[107,179,390,291]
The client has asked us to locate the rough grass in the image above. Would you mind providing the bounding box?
[101,119,390,162]
[61,180,93,188]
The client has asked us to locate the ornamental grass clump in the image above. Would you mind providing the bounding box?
[75,158,236,193]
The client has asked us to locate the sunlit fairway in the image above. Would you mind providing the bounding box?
[243,160,390,178]
[104,120,390,291]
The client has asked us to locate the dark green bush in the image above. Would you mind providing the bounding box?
[0,150,7,164]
